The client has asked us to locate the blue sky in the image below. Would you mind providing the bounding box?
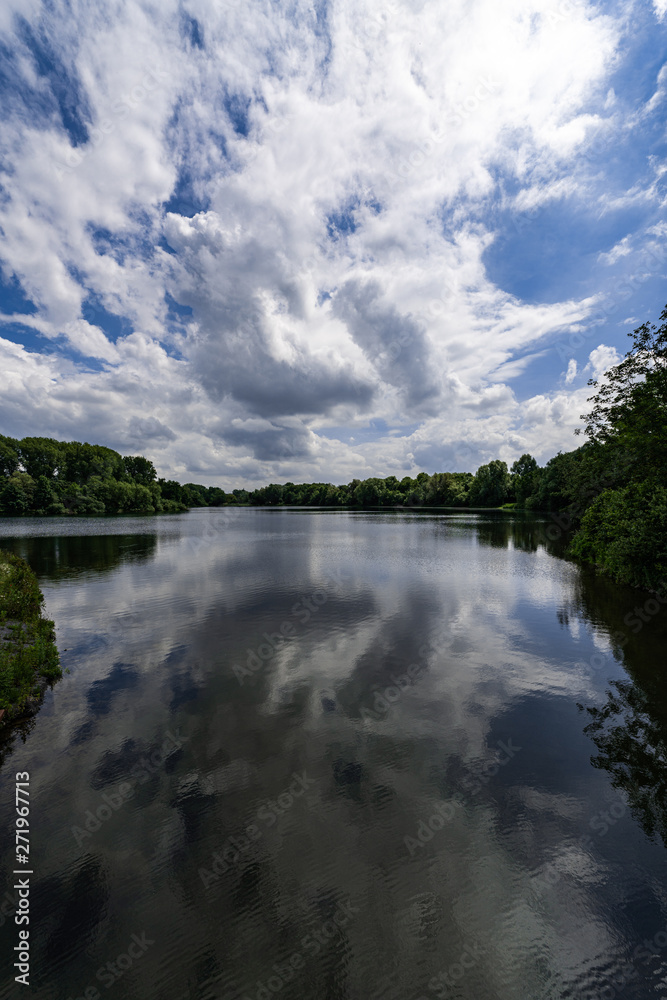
[0,0,666,486]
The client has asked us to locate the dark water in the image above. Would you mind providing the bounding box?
[0,508,666,1000]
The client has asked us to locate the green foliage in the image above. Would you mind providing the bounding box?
[0,436,20,477]
[161,482,231,508]
[353,478,392,506]
[531,451,578,511]
[0,477,30,516]
[123,454,157,485]
[0,435,244,518]
[84,477,155,514]
[469,460,510,507]
[52,481,105,516]
[424,472,472,506]
[0,436,193,518]
[245,472,478,510]
[563,305,667,589]
[259,483,285,505]
[510,454,539,507]
[0,550,61,717]
[568,483,667,590]
[245,471,471,508]
[577,306,667,484]
[16,437,64,479]
[61,441,125,483]
[31,475,57,515]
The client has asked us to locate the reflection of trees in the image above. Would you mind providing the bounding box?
[0,715,37,769]
[3,534,157,579]
[470,514,667,849]
[0,534,158,769]
[507,518,543,553]
[473,513,560,554]
[581,678,667,846]
[475,517,512,548]
[571,569,667,848]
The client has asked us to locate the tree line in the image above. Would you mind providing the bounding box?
[0,435,612,519]
[1,305,665,589]
[0,438,229,517]
[239,306,667,591]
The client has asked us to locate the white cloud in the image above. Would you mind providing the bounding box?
[597,235,632,265]
[585,344,620,380]
[565,359,577,384]
[0,0,639,485]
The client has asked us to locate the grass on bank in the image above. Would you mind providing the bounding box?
[0,549,61,719]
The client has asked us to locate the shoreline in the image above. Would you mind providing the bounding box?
[0,551,61,727]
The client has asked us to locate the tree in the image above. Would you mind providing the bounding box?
[57,481,105,516]
[0,436,19,477]
[396,475,425,507]
[31,476,57,515]
[569,483,667,591]
[62,442,124,483]
[324,484,344,505]
[530,451,578,511]
[17,437,62,480]
[354,478,391,506]
[252,483,284,505]
[0,435,194,518]
[401,485,424,507]
[425,472,472,506]
[468,460,510,507]
[510,454,539,507]
[577,306,667,484]
[123,455,157,485]
[0,478,30,515]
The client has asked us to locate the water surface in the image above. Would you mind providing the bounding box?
[0,508,666,1000]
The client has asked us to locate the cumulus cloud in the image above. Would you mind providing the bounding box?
[0,0,661,485]
[126,416,177,446]
[332,279,440,410]
[585,344,621,380]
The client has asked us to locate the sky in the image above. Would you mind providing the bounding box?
[0,0,666,488]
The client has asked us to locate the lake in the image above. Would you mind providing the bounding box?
[0,508,666,1000]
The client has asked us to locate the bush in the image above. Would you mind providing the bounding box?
[568,483,667,590]
[0,550,61,717]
